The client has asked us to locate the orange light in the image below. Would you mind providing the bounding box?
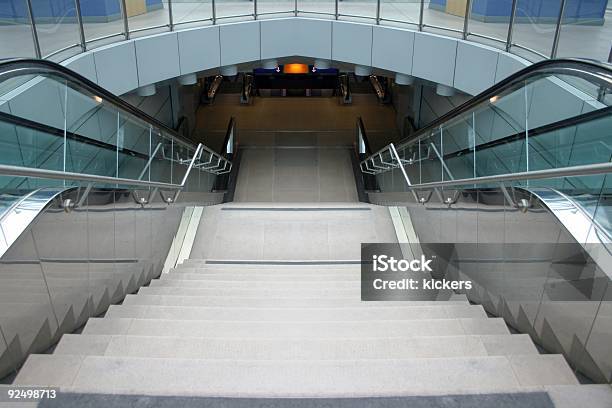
[93,95,103,103]
[489,95,499,103]
[283,63,309,74]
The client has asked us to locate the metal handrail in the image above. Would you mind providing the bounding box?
[0,143,203,191]
[0,59,199,151]
[364,59,612,161]
[389,155,612,191]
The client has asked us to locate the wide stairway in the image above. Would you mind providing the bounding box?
[11,204,610,407]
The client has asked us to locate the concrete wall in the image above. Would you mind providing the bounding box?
[54,19,531,97]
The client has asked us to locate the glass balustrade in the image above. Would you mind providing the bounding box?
[0,62,228,198]
[0,0,609,65]
[363,60,612,238]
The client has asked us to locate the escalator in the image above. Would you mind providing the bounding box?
[0,59,232,378]
[0,56,611,404]
[359,59,612,384]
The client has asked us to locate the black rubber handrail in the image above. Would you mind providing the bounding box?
[0,58,200,151]
[356,117,373,156]
[436,104,612,162]
[221,116,236,157]
[393,58,612,153]
[0,110,149,160]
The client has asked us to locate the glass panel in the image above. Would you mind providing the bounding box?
[0,0,37,58]
[127,0,169,36]
[299,0,335,16]
[81,0,125,47]
[216,0,253,20]
[380,0,420,25]
[511,0,563,60]
[30,0,82,59]
[555,0,612,62]
[258,0,294,16]
[338,0,377,20]
[444,113,475,180]
[422,0,465,36]
[171,0,212,26]
[467,0,511,47]
[419,132,443,183]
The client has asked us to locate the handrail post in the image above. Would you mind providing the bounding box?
[418,0,424,31]
[551,0,567,58]
[180,144,204,187]
[212,0,217,24]
[254,0,258,19]
[335,0,339,20]
[168,0,174,30]
[120,0,130,39]
[506,0,518,52]
[376,0,381,24]
[388,143,420,202]
[294,0,298,17]
[462,0,472,40]
[25,0,42,59]
[74,0,87,52]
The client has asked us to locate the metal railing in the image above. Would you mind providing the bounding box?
[362,141,612,204]
[0,59,232,194]
[7,0,612,63]
[361,58,612,167]
[0,143,203,206]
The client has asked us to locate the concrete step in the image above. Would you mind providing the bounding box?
[160,273,360,282]
[177,262,362,270]
[145,280,470,302]
[169,268,361,277]
[85,317,511,337]
[106,304,487,321]
[137,286,469,302]
[121,294,480,312]
[14,354,578,396]
[149,278,360,289]
[53,333,539,359]
[138,285,360,298]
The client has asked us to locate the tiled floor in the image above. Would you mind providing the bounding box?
[1,2,610,63]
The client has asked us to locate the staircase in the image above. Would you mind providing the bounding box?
[10,204,612,406]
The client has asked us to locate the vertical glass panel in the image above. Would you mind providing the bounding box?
[127,0,169,36]
[444,114,475,180]
[511,0,563,60]
[380,0,420,26]
[299,0,334,16]
[420,132,442,183]
[338,0,377,20]
[171,0,212,26]
[589,174,612,236]
[258,0,294,16]
[81,0,125,46]
[0,0,37,58]
[422,0,465,36]
[30,0,82,59]
[117,113,150,180]
[216,0,253,20]
[467,0,511,47]
[555,0,611,62]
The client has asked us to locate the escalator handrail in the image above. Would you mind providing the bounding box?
[356,117,373,156]
[0,143,203,190]
[382,151,612,191]
[221,116,236,156]
[0,58,202,151]
[369,58,612,159]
